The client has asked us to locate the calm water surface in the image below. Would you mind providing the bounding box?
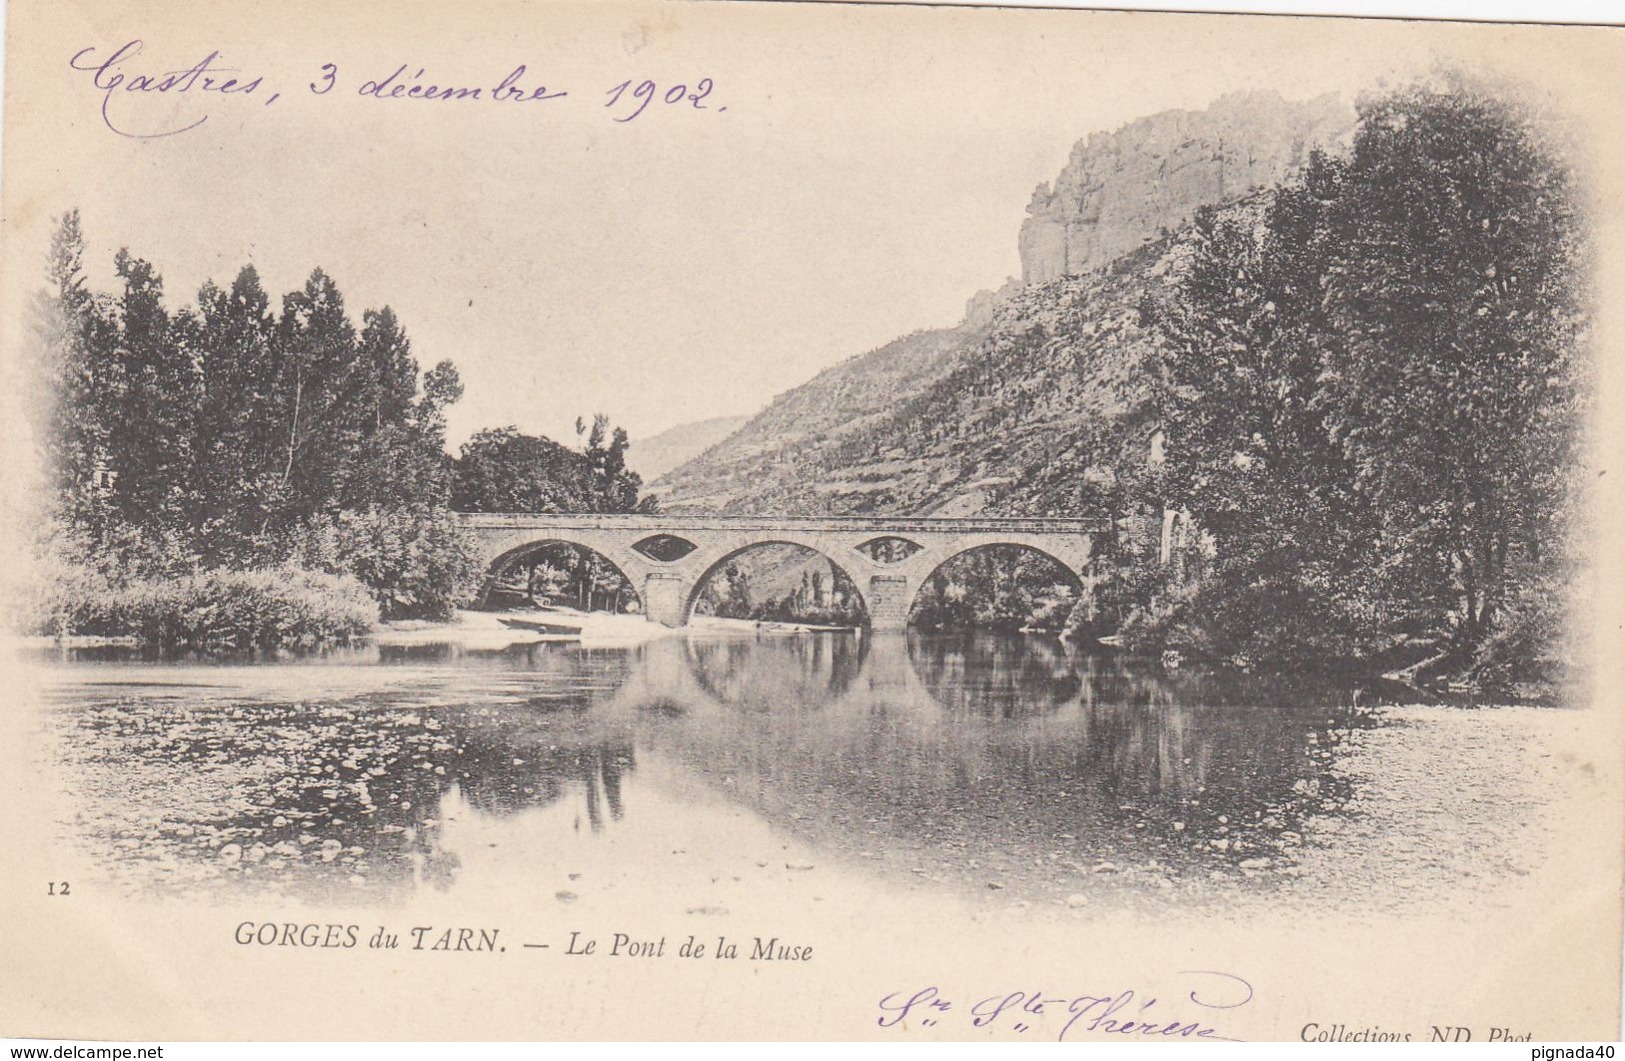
[30,632,1434,909]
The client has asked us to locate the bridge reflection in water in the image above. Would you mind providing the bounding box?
[46,632,1373,905]
[610,636,1357,854]
[362,633,1367,898]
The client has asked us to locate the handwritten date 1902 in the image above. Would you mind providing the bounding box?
[66,41,728,139]
[604,78,719,122]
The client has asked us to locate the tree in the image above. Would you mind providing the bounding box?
[267,268,360,531]
[337,308,425,511]
[582,414,649,513]
[1143,79,1587,675]
[28,225,483,621]
[1145,157,1388,661]
[191,265,281,563]
[452,427,597,513]
[1319,81,1585,668]
[106,249,198,537]
[30,211,120,543]
[287,506,479,621]
[452,417,653,515]
[358,307,419,434]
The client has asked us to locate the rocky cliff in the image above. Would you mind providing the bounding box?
[655,91,1352,517]
[1018,90,1352,283]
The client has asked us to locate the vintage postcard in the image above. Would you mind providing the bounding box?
[1,0,1621,1043]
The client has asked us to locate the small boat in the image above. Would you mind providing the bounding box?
[496,616,584,636]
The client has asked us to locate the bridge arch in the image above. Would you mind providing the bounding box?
[682,539,870,627]
[906,540,1087,629]
[476,536,644,612]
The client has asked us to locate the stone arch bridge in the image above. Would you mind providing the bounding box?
[458,513,1104,632]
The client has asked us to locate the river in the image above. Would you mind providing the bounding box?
[17,629,1589,919]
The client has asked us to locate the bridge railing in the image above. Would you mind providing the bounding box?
[453,512,1108,535]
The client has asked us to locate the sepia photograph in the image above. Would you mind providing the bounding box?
[0,0,1621,1044]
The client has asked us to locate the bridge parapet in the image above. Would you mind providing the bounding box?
[457,513,1106,536]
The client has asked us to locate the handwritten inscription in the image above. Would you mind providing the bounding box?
[70,40,271,139]
[876,971,1252,1042]
[604,78,715,122]
[68,41,727,138]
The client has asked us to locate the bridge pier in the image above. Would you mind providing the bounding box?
[643,572,690,627]
[866,574,913,633]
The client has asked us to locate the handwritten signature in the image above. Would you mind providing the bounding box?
[876,970,1252,1042]
[68,40,725,139]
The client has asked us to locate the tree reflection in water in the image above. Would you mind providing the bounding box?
[629,632,1376,890]
[47,632,1382,904]
[682,634,866,712]
[907,632,1081,717]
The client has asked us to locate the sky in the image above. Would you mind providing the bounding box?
[2,0,1611,451]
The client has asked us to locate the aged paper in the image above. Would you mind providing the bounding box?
[1,0,1621,1043]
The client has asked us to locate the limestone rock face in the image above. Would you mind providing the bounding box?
[1018,90,1354,284]
[963,277,1023,329]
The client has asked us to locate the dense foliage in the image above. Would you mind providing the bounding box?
[25,557,376,652]
[695,549,866,627]
[911,546,1078,632]
[451,416,653,515]
[452,417,655,614]
[27,219,666,641]
[285,507,480,623]
[1142,81,1588,681]
[27,218,483,631]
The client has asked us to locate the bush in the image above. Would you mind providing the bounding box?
[286,506,481,620]
[1471,568,1575,690]
[27,565,378,651]
[19,546,117,640]
[1116,576,1208,656]
[1069,557,1174,645]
